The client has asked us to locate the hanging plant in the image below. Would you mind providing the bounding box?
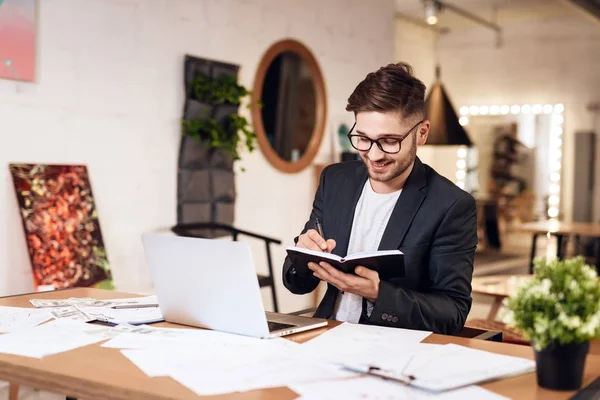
[183,72,258,164]
[182,114,256,161]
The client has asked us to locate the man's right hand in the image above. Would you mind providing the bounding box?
[296,229,336,253]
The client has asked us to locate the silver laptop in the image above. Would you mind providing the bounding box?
[141,233,327,338]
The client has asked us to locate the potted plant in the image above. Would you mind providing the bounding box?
[503,256,600,390]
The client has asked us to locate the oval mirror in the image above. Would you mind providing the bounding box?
[251,39,327,173]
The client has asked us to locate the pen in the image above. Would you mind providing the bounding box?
[111,303,159,310]
[315,217,326,253]
[340,364,415,386]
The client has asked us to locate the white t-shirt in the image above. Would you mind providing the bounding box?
[332,180,402,323]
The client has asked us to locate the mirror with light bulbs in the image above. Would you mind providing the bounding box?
[459,103,565,221]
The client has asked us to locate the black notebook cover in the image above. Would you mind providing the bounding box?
[286,247,404,281]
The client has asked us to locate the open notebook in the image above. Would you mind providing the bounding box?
[286,246,404,280]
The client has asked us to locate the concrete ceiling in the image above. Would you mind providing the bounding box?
[395,0,587,31]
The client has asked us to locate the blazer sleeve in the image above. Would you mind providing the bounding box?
[281,166,328,295]
[366,194,477,335]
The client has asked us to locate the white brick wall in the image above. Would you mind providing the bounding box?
[0,0,395,313]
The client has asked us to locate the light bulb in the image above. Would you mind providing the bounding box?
[469,106,480,115]
[459,106,469,116]
[480,106,489,115]
[490,105,500,115]
[456,147,468,158]
[522,104,532,114]
[456,181,465,190]
[511,105,520,114]
[456,159,466,169]
[500,105,510,115]
[459,116,469,126]
[549,195,559,205]
[548,207,559,218]
[543,104,553,114]
[554,104,565,113]
[533,104,542,114]
[456,170,466,180]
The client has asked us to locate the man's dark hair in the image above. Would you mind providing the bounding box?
[346,62,426,121]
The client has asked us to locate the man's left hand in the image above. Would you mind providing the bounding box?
[308,262,380,303]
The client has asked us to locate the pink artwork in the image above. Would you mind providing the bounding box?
[0,0,36,82]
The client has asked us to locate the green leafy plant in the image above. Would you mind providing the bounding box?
[503,256,600,351]
[191,73,249,105]
[182,115,256,161]
[183,73,257,164]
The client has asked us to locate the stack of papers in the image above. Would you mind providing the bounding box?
[0,300,534,398]
[0,306,53,333]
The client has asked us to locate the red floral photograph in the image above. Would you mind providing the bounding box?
[9,164,113,290]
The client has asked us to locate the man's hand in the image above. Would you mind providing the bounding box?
[296,229,336,253]
[308,262,380,303]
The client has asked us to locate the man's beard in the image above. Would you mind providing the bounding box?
[361,133,417,183]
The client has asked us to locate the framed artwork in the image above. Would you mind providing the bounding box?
[9,164,113,290]
[0,0,36,81]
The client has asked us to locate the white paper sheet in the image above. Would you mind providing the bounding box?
[299,322,432,365]
[342,343,535,392]
[104,325,260,350]
[290,377,509,400]
[30,295,157,308]
[0,319,114,358]
[0,306,53,333]
[119,333,300,376]
[169,351,353,396]
[81,306,163,325]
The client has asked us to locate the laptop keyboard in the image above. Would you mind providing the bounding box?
[267,321,296,332]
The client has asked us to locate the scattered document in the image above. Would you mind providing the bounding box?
[117,333,351,395]
[300,322,432,365]
[81,306,163,325]
[0,306,53,333]
[49,306,95,322]
[290,377,509,400]
[0,319,114,358]
[30,295,157,309]
[103,325,258,350]
[342,343,535,392]
[119,331,299,375]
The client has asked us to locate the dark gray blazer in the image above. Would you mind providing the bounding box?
[282,157,478,335]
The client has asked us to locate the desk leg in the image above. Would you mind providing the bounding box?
[9,383,18,400]
[595,238,600,271]
[488,297,503,321]
[556,234,566,260]
[529,234,538,274]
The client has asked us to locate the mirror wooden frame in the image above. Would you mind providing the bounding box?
[251,39,327,174]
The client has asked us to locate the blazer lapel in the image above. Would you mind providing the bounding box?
[333,164,368,257]
[378,157,428,250]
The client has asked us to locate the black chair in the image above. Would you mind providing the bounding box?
[171,222,282,312]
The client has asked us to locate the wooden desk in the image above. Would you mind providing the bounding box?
[472,275,533,320]
[519,220,600,272]
[1,288,600,399]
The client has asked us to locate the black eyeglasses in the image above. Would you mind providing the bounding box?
[347,120,424,154]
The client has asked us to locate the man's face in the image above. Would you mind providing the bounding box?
[354,111,424,183]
